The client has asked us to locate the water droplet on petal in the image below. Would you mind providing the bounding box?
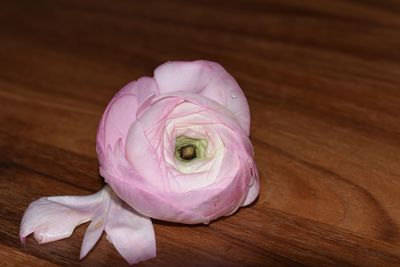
[231,93,237,99]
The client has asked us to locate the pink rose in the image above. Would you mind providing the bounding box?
[20,60,259,265]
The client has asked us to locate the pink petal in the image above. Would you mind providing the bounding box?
[105,190,156,264]
[20,186,157,265]
[242,177,260,206]
[20,189,107,244]
[102,93,258,223]
[241,160,260,206]
[102,133,252,224]
[100,145,208,223]
[107,175,209,224]
[80,188,112,259]
[163,149,250,221]
[97,77,159,153]
[125,120,166,189]
[154,92,247,136]
[101,94,138,150]
[154,60,250,135]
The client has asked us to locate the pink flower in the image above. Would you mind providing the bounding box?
[20,60,259,265]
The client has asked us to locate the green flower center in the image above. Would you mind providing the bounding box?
[175,136,207,162]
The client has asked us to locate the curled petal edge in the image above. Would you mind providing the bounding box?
[19,186,155,265]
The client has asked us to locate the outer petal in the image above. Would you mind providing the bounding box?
[100,141,209,224]
[154,60,250,135]
[20,186,157,264]
[154,92,248,137]
[241,160,260,206]
[19,189,107,244]
[105,190,156,264]
[80,188,111,259]
[101,127,255,224]
[163,151,251,221]
[97,77,159,154]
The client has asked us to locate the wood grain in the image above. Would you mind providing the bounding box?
[1,0,400,266]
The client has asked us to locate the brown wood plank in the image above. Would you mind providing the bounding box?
[1,0,400,266]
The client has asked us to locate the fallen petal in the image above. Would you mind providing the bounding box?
[20,189,108,244]
[105,191,156,264]
[20,186,156,265]
[80,188,112,259]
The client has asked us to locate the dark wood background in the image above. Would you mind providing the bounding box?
[1,0,400,266]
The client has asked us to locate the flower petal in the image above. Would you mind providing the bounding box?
[241,160,260,206]
[80,188,112,259]
[97,77,159,154]
[154,92,246,136]
[19,189,107,244]
[20,186,157,264]
[154,60,250,135]
[100,144,209,224]
[163,148,250,221]
[125,120,167,189]
[102,133,252,224]
[242,177,260,206]
[105,191,156,264]
[103,93,258,223]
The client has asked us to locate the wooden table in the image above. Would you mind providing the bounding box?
[1,1,400,266]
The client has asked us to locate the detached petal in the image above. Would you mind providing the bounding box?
[20,186,157,265]
[19,189,107,244]
[80,188,112,259]
[105,191,156,264]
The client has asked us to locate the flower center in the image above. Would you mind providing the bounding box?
[175,136,207,162]
[179,145,197,160]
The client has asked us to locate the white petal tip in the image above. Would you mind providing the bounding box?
[33,232,45,244]
[124,250,157,265]
[79,256,84,261]
[79,250,88,260]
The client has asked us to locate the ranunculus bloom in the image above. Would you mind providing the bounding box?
[20,60,259,265]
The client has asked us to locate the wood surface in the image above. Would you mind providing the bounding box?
[1,0,400,266]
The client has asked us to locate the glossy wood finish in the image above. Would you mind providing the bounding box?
[1,1,400,266]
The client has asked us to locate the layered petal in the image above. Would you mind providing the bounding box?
[21,60,259,266]
[97,77,159,154]
[102,93,258,223]
[80,188,111,259]
[104,149,252,223]
[125,93,252,190]
[100,141,209,224]
[241,159,260,207]
[20,186,156,264]
[105,191,156,264]
[20,189,107,244]
[154,60,250,135]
